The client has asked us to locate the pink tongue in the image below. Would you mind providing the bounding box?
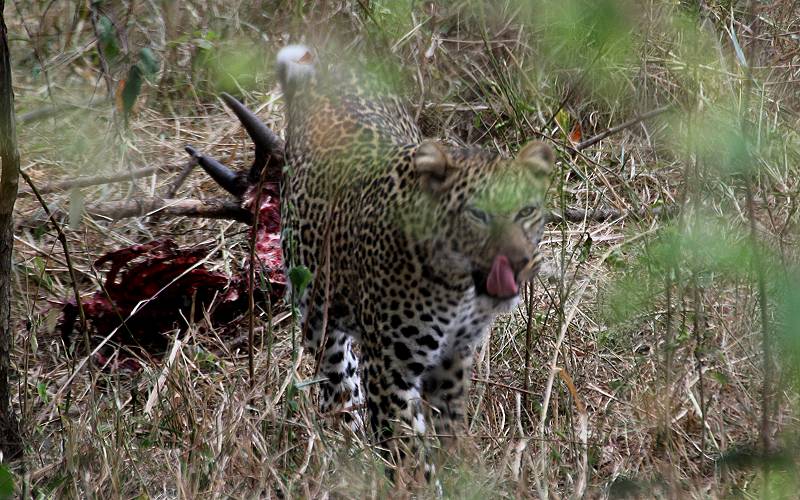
[486,255,518,298]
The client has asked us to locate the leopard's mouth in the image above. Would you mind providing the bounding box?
[471,270,489,295]
[471,267,519,300]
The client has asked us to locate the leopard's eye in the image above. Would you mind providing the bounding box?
[516,205,537,220]
[465,206,491,225]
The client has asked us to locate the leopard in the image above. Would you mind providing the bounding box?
[277,44,554,469]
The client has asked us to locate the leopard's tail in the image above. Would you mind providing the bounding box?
[277,45,315,102]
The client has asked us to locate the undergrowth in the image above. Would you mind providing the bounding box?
[6,0,800,497]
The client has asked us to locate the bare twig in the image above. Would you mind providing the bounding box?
[81,197,252,223]
[18,170,89,355]
[574,105,672,151]
[18,197,252,226]
[11,0,55,101]
[18,164,175,195]
[17,99,97,124]
[19,198,672,232]
[736,1,774,462]
[165,157,199,198]
[522,285,535,430]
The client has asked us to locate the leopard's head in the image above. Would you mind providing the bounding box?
[413,140,555,302]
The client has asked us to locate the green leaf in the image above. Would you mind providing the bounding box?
[32,223,47,239]
[285,382,300,413]
[138,47,159,80]
[709,370,729,385]
[29,330,38,354]
[0,465,14,500]
[555,109,571,136]
[727,21,747,68]
[288,265,312,297]
[37,381,49,403]
[193,37,214,51]
[579,234,593,263]
[97,16,120,62]
[32,256,53,291]
[121,64,143,122]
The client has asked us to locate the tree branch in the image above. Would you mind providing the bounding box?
[17,164,171,195]
[81,197,253,224]
[17,99,96,125]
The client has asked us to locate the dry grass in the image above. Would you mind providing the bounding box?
[6,0,800,498]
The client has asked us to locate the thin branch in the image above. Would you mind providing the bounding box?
[17,99,97,125]
[82,197,253,223]
[18,170,89,355]
[536,281,589,498]
[15,197,252,226]
[165,157,199,198]
[17,199,670,229]
[18,164,175,195]
[574,104,672,151]
[736,1,774,461]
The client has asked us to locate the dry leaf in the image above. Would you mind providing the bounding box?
[569,121,583,144]
[114,78,126,113]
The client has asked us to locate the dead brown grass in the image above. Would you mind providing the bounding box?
[6,0,800,498]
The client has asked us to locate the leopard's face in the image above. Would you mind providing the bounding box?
[412,141,555,302]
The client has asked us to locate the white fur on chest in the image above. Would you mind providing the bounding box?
[436,290,519,356]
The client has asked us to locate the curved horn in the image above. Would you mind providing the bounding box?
[184,145,247,197]
[220,92,284,160]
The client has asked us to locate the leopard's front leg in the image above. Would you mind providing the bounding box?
[422,345,474,449]
[362,327,441,482]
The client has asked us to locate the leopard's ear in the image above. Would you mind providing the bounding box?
[516,141,554,175]
[414,141,455,193]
